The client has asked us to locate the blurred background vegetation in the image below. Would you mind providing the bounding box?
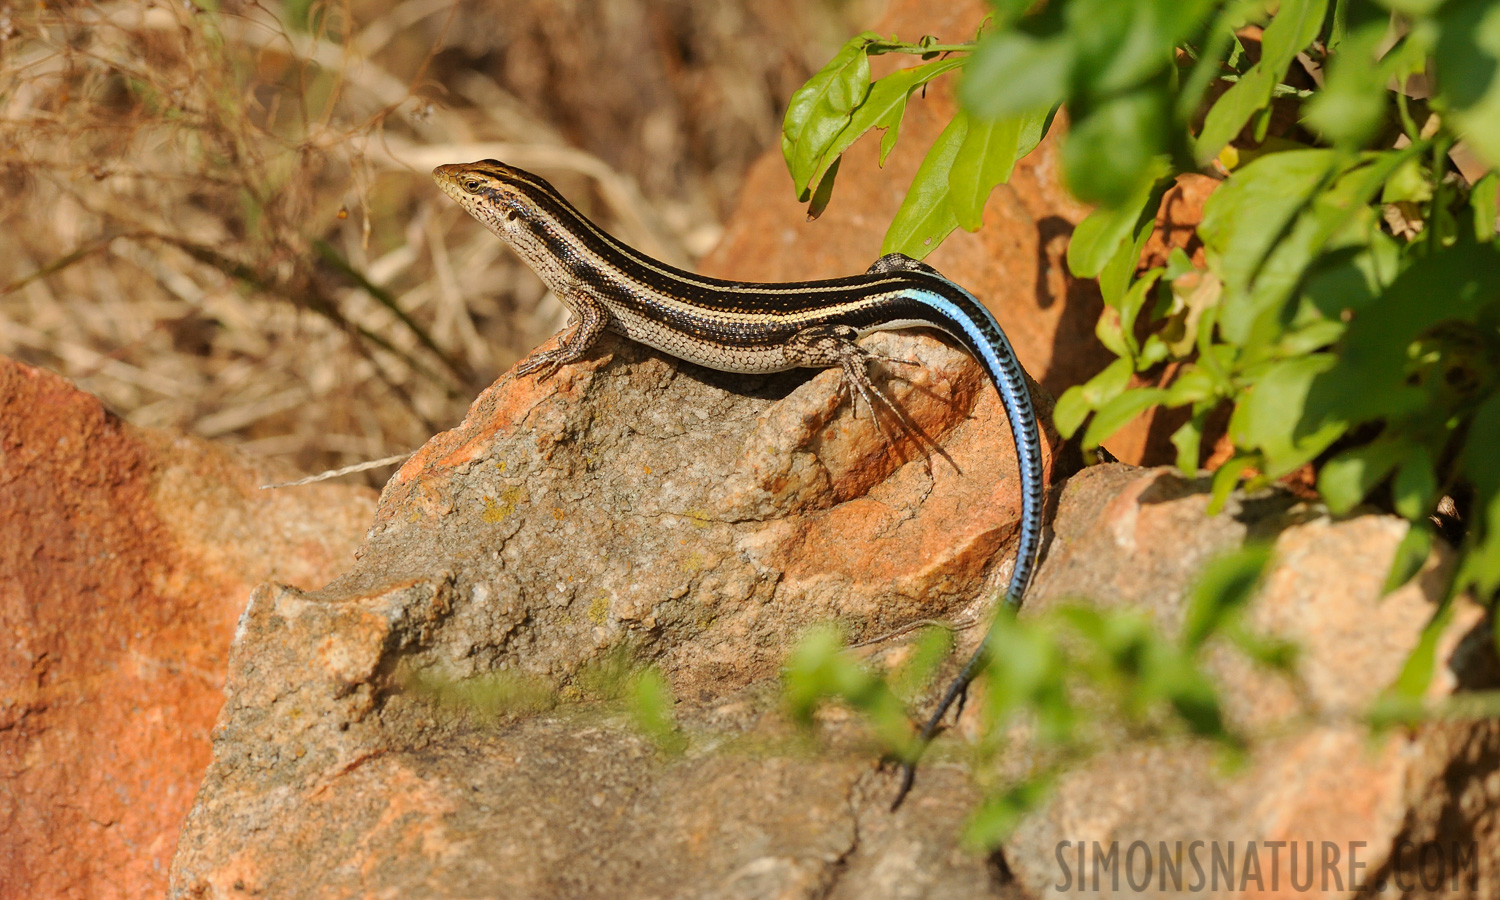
[0,0,882,477]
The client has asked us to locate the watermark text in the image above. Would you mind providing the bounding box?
[1052,840,1477,893]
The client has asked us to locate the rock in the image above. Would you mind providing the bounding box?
[165,337,1500,898]
[168,326,1064,899]
[999,465,1499,899]
[162,0,1500,893]
[0,359,375,900]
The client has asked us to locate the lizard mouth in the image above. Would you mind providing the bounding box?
[431,165,467,201]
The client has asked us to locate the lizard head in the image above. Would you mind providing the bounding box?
[432,159,548,243]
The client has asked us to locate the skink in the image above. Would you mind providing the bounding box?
[434,159,1044,806]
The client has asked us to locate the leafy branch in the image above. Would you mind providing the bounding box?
[782,0,1500,610]
[779,0,1500,843]
[783,545,1279,846]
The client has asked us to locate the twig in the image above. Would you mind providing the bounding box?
[260,452,413,489]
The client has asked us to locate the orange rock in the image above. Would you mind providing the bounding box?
[168,327,1058,897]
[0,359,374,900]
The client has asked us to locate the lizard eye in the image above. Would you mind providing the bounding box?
[462,178,483,193]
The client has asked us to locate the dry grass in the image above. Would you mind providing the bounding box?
[0,0,877,481]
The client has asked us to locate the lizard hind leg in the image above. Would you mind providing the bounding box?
[783,324,894,420]
[865,252,942,277]
[783,324,946,462]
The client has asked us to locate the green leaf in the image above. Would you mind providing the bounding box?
[1063,87,1172,207]
[1459,490,1500,598]
[1458,393,1500,596]
[1159,270,1224,357]
[1067,176,1165,278]
[1392,446,1438,520]
[1229,354,1345,477]
[1062,354,1140,438]
[1228,625,1299,670]
[782,624,851,724]
[1276,319,1346,356]
[1056,355,1136,439]
[1435,0,1500,169]
[1085,356,1136,405]
[1195,0,1331,163]
[1473,170,1499,243]
[1095,310,1130,358]
[805,157,840,220]
[782,32,878,200]
[629,668,687,755]
[1305,243,1500,431]
[1183,544,1273,650]
[1139,334,1172,368]
[1387,597,1456,700]
[1076,0,1220,95]
[1177,0,1269,121]
[889,626,953,701]
[1199,150,1339,298]
[1303,22,1391,151]
[980,611,1062,726]
[781,625,919,760]
[1111,269,1164,358]
[962,32,1074,120]
[882,112,969,259]
[1377,0,1451,14]
[949,106,1055,231]
[1164,247,1196,280]
[1098,186,1170,306]
[1208,455,1256,515]
[1384,522,1434,594]
[1155,655,1230,738]
[803,57,968,209]
[1172,415,1204,476]
[1303,79,1387,152]
[962,776,1055,850]
[1381,156,1434,204]
[1118,269,1163,334]
[1165,367,1220,406]
[1299,231,1404,322]
[1053,386,1092,439]
[1211,150,1415,352]
[1317,438,1408,514]
[1012,104,1054,162]
[1083,387,1167,449]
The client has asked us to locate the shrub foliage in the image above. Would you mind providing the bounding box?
[782,0,1500,605]
[780,0,1500,843]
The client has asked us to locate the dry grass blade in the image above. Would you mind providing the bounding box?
[0,0,860,483]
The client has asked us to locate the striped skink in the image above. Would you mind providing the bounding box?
[434,159,1044,806]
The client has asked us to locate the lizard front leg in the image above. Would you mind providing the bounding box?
[514,285,609,380]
